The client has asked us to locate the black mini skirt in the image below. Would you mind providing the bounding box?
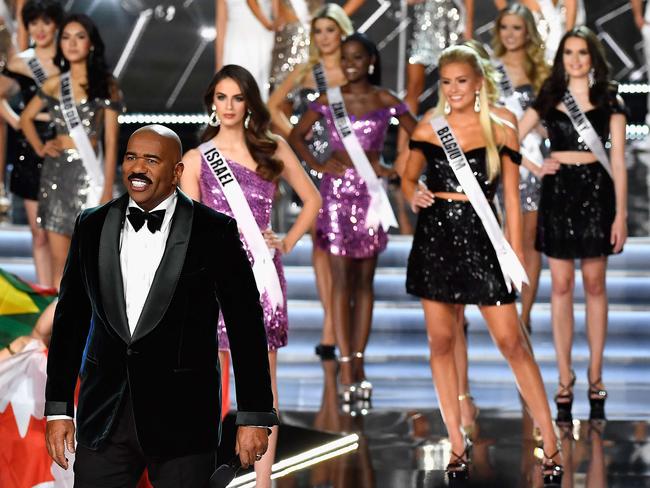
[406,198,516,306]
[536,162,618,259]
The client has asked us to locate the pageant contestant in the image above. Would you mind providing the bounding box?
[518,27,628,423]
[0,0,62,287]
[180,65,320,487]
[268,3,353,361]
[402,45,562,483]
[289,33,416,404]
[20,14,121,289]
[492,4,551,334]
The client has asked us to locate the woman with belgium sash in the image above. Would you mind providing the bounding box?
[180,64,320,487]
[518,27,628,425]
[268,3,353,362]
[289,33,416,405]
[402,45,562,483]
[20,14,122,290]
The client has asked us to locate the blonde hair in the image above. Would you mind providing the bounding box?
[492,3,550,94]
[461,40,500,104]
[435,45,503,181]
[302,3,353,75]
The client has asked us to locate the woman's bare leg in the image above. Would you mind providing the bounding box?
[520,211,542,328]
[24,199,52,287]
[581,257,608,393]
[549,257,576,400]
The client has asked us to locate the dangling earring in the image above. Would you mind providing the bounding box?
[444,100,451,115]
[474,90,481,113]
[244,111,251,129]
[588,68,595,88]
[368,64,375,75]
[208,105,220,127]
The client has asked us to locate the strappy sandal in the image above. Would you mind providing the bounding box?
[554,369,576,424]
[541,448,563,486]
[588,375,608,421]
[458,392,480,442]
[446,443,471,480]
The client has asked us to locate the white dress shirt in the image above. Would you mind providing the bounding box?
[121,192,178,334]
[47,192,177,422]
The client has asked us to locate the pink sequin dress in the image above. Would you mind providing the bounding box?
[309,101,409,258]
[200,156,288,351]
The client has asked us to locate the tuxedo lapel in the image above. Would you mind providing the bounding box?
[98,194,131,344]
[131,192,194,343]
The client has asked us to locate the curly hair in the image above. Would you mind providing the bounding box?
[534,26,615,119]
[21,0,64,29]
[54,14,113,101]
[201,65,284,182]
[492,3,550,94]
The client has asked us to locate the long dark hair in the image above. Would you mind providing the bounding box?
[535,26,615,118]
[342,32,381,85]
[22,0,64,29]
[201,65,283,182]
[54,14,112,101]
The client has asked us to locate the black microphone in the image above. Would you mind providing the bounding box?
[209,456,242,488]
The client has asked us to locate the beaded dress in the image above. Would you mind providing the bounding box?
[408,0,464,67]
[533,92,626,259]
[514,84,542,212]
[406,141,521,305]
[309,101,409,258]
[199,156,288,351]
[37,90,123,236]
[2,66,55,201]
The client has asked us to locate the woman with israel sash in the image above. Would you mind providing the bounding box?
[268,3,353,362]
[20,14,121,290]
[180,64,320,487]
[492,3,551,339]
[402,45,562,483]
[290,33,417,405]
[518,27,628,425]
[0,0,63,287]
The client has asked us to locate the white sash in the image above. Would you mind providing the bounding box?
[326,86,398,231]
[538,0,562,58]
[561,91,613,179]
[312,63,328,95]
[19,49,48,87]
[59,72,104,206]
[494,60,544,168]
[199,141,283,310]
[430,116,529,293]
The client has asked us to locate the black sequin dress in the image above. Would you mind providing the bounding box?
[533,93,626,259]
[406,141,521,305]
[2,68,55,200]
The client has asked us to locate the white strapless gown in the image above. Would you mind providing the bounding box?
[223,0,274,100]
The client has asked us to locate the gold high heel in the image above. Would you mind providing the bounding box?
[458,392,480,441]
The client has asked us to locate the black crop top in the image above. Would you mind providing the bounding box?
[2,68,42,112]
[408,140,521,201]
[533,93,627,152]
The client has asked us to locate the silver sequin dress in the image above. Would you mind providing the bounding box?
[37,90,123,236]
[408,0,464,66]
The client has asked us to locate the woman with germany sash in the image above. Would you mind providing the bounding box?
[290,32,416,405]
[518,27,628,424]
[0,0,63,288]
[268,3,353,362]
[402,45,562,483]
[180,64,320,488]
[491,3,551,339]
[20,13,122,290]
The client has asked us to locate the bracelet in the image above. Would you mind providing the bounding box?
[6,343,16,355]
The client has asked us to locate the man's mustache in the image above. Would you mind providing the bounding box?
[128,173,153,184]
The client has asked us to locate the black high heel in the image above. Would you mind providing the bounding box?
[541,448,564,486]
[588,376,608,421]
[554,370,576,424]
[446,444,471,480]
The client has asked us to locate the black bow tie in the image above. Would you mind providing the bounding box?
[127,207,166,233]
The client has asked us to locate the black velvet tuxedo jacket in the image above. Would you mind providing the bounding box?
[44,191,278,457]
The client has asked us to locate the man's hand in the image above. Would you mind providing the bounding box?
[235,426,269,469]
[45,419,76,470]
